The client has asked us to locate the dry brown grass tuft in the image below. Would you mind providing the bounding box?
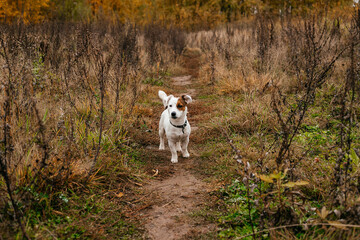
[216,72,274,95]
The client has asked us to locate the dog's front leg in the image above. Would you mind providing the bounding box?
[181,137,190,158]
[168,140,178,163]
[159,128,165,150]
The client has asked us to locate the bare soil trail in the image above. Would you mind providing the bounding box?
[137,51,217,239]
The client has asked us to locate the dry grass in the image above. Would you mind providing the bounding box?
[0,10,359,238]
[0,21,189,238]
[189,12,360,239]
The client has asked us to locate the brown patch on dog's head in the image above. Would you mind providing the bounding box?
[176,97,186,111]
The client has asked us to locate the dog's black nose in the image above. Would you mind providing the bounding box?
[171,112,176,117]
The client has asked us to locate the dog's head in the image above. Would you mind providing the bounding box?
[166,94,192,119]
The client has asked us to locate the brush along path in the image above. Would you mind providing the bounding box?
[140,53,215,239]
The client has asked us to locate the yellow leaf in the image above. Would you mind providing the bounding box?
[270,172,281,179]
[282,182,296,188]
[259,174,274,183]
[295,180,309,186]
[115,192,124,198]
[317,206,329,219]
[282,181,309,188]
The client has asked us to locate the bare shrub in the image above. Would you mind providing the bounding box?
[273,16,347,168]
[0,20,151,236]
[255,15,276,73]
[331,9,360,209]
[219,12,360,239]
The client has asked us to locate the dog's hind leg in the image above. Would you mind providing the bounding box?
[159,127,165,150]
[168,140,178,163]
[181,137,190,158]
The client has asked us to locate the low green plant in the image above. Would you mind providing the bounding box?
[32,51,46,90]
[219,179,261,239]
[258,170,309,213]
[295,125,336,157]
[143,76,164,86]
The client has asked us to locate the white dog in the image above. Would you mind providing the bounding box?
[158,90,192,163]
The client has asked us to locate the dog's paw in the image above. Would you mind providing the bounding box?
[171,158,178,163]
[159,144,165,150]
[182,151,190,158]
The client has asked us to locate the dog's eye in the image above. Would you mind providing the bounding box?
[177,105,183,108]
[169,105,172,107]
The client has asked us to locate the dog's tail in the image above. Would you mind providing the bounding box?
[158,90,168,107]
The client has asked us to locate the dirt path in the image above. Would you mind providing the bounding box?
[143,163,212,239]
[139,52,215,239]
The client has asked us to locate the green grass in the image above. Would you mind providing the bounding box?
[24,192,143,239]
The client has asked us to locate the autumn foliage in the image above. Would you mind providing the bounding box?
[0,0,356,27]
[0,0,50,23]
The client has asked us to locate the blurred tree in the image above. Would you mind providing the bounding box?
[88,0,150,23]
[50,0,92,21]
[0,0,50,23]
[260,0,354,16]
[0,0,356,25]
[152,0,224,28]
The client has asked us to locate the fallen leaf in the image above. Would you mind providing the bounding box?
[115,192,124,198]
[317,206,329,219]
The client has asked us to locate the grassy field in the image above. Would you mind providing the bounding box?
[1,10,360,239]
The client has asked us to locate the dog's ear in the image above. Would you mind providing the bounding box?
[182,95,192,104]
[166,95,174,105]
[158,90,167,107]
